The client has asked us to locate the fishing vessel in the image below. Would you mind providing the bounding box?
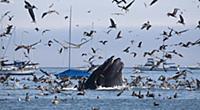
[0,60,38,75]
[133,58,178,71]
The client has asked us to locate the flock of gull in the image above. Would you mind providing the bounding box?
[0,0,200,69]
[0,0,200,109]
[0,68,200,108]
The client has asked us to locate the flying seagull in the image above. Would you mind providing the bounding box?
[64,38,92,48]
[15,40,41,54]
[109,18,117,29]
[141,21,151,30]
[167,8,179,18]
[177,14,185,25]
[24,0,37,23]
[41,10,59,19]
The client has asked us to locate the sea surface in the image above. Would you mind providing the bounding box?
[0,67,200,110]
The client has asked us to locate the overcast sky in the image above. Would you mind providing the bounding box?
[0,0,200,67]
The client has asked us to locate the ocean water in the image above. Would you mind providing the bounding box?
[0,67,200,110]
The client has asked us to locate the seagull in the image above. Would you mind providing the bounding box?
[83,30,96,37]
[47,40,53,47]
[149,0,158,6]
[59,48,63,54]
[2,24,13,36]
[8,15,14,21]
[177,14,185,25]
[64,38,92,48]
[143,49,159,57]
[174,29,189,36]
[24,0,37,23]
[25,93,30,102]
[0,11,10,22]
[53,39,69,49]
[64,16,68,20]
[109,18,117,29]
[118,0,135,12]
[168,50,183,57]
[167,8,179,18]
[41,10,59,19]
[137,41,142,48]
[123,46,130,53]
[52,96,59,105]
[130,52,137,57]
[141,21,151,30]
[99,40,108,45]
[42,29,50,35]
[15,40,41,54]
[0,24,13,37]
[116,31,122,39]
[91,47,100,54]
[196,20,200,29]
[34,27,39,31]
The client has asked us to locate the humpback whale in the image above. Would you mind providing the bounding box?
[84,56,124,89]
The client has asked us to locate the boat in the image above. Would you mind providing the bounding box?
[55,7,90,79]
[187,63,200,70]
[133,58,178,71]
[0,59,38,75]
[0,25,39,75]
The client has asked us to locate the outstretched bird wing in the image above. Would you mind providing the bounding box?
[150,0,158,6]
[30,40,41,47]
[125,0,135,9]
[24,0,32,7]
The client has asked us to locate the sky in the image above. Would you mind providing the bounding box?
[0,0,200,67]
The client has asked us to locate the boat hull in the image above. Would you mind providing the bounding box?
[133,66,178,71]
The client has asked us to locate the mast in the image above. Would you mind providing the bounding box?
[68,6,72,69]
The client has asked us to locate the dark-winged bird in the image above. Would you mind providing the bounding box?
[177,14,185,25]
[83,30,96,37]
[8,15,14,21]
[24,0,37,23]
[167,8,179,18]
[109,18,117,29]
[5,24,13,35]
[99,40,108,45]
[0,25,13,37]
[116,31,122,39]
[138,41,142,48]
[118,0,135,12]
[123,46,130,53]
[141,21,151,30]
